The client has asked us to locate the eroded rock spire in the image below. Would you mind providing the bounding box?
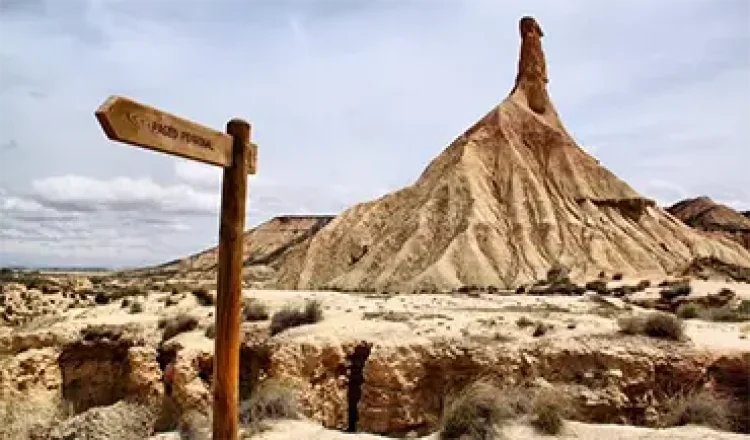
[513,16,549,114]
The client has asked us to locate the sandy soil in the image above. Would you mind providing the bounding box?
[149,419,748,440]
[38,277,749,354]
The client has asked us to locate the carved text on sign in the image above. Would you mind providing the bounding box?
[127,112,213,150]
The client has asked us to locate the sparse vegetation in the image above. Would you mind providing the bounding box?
[439,381,568,438]
[205,322,216,339]
[192,288,215,306]
[612,273,623,281]
[239,379,301,434]
[699,305,750,323]
[363,310,410,322]
[585,280,608,294]
[660,283,691,300]
[243,299,269,321]
[94,285,147,305]
[662,389,734,431]
[533,322,551,337]
[676,303,699,319]
[161,313,199,341]
[0,268,14,281]
[128,300,144,314]
[618,312,685,340]
[177,409,211,440]
[439,380,513,440]
[675,302,750,322]
[269,300,324,336]
[530,389,566,435]
[516,316,535,328]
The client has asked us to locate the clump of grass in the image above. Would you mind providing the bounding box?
[243,299,269,322]
[269,300,324,336]
[516,316,535,328]
[532,322,552,337]
[129,300,144,314]
[662,389,734,431]
[192,288,215,306]
[676,302,750,322]
[700,306,750,323]
[618,312,685,340]
[530,389,566,435]
[660,283,691,300]
[204,322,216,339]
[612,273,623,281]
[239,379,301,434]
[439,380,512,440]
[585,280,608,294]
[676,303,699,319]
[160,313,199,341]
[177,409,211,440]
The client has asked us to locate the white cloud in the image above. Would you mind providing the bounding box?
[31,175,219,215]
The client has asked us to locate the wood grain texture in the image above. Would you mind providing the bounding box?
[212,119,251,440]
[95,95,233,167]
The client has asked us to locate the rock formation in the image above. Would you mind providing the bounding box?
[141,18,750,292]
[513,16,550,115]
[668,196,750,251]
[268,17,750,291]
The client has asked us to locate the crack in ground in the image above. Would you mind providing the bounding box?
[346,341,372,432]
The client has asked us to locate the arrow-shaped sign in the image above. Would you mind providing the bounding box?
[96,95,256,173]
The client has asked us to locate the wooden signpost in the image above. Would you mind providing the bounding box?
[96,95,256,440]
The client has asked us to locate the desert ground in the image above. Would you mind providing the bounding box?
[1,270,749,439]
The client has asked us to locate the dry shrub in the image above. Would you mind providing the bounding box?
[128,300,144,314]
[532,322,551,337]
[243,299,269,322]
[662,389,734,431]
[192,288,214,306]
[643,312,685,340]
[269,300,323,336]
[239,379,300,434]
[585,280,608,294]
[530,389,566,435]
[701,305,750,323]
[677,302,750,322]
[178,409,211,440]
[516,316,535,328]
[204,322,216,339]
[660,283,691,300]
[439,381,570,439]
[676,303,699,319]
[618,312,685,340]
[439,380,512,440]
[161,314,199,341]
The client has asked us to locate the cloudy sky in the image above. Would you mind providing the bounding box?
[1,0,748,268]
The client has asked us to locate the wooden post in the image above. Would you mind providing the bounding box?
[96,96,257,440]
[213,119,251,440]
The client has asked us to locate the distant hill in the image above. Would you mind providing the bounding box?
[129,215,334,287]
[668,197,750,251]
